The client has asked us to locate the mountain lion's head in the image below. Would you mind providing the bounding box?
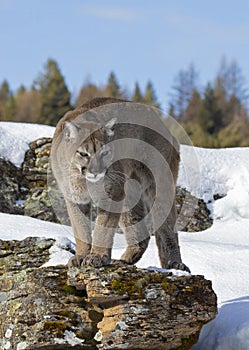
[62,117,116,185]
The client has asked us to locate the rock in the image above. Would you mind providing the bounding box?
[176,187,213,232]
[22,138,70,225]
[0,238,217,350]
[0,237,55,274]
[22,138,51,181]
[72,264,217,350]
[0,158,28,215]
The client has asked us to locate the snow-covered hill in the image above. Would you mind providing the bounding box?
[0,121,249,349]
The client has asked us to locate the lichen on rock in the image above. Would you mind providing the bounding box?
[0,238,217,350]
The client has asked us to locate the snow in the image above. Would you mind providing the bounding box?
[191,296,249,350]
[1,121,249,349]
[54,330,85,346]
[0,212,75,267]
[179,145,249,220]
[0,122,54,167]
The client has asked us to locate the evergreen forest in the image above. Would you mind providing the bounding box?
[1,57,249,148]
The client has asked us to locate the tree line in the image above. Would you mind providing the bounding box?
[169,59,249,147]
[0,57,249,147]
[0,59,159,126]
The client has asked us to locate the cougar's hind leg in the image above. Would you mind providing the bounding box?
[155,204,190,272]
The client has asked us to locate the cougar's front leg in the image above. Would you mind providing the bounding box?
[66,200,92,268]
[82,208,121,267]
[119,199,150,264]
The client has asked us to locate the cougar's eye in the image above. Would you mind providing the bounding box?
[77,151,89,158]
[101,150,109,157]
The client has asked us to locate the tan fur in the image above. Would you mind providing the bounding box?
[51,97,190,271]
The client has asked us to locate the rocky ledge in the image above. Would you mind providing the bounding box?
[0,238,217,350]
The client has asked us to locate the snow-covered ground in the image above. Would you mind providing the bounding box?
[0,121,249,349]
[0,122,54,167]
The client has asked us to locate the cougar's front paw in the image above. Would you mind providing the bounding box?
[68,255,87,268]
[82,254,111,268]
[120,246,144,265]
[169,261,191,273]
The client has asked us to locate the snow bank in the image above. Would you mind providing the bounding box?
[179,145,249,221]
[0,212,74,267]
[0,122,54,167]
[192,296,249,350]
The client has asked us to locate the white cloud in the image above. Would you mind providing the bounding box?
[81,6,137,22]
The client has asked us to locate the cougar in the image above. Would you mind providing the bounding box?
[51,97,190,272]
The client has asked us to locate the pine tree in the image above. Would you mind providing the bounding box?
[76,82,104,107]
[142,80,160,108]
[0,80,11,120]
[36,58,71,125]
[3,94,16,121]
[198,83,223,135]
[214,76,227,115]
[185,89,202,122]
[132,82,143,102]
[14,85,41,123]
[105,71,121,98]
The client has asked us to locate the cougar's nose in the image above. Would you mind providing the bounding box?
[88,157,101,175]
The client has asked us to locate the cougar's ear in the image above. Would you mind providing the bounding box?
[105,118,116,137]
[62,121,79,142]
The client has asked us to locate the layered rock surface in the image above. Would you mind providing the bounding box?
[0,238,217,350]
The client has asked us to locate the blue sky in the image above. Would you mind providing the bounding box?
[1,0,249,111]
